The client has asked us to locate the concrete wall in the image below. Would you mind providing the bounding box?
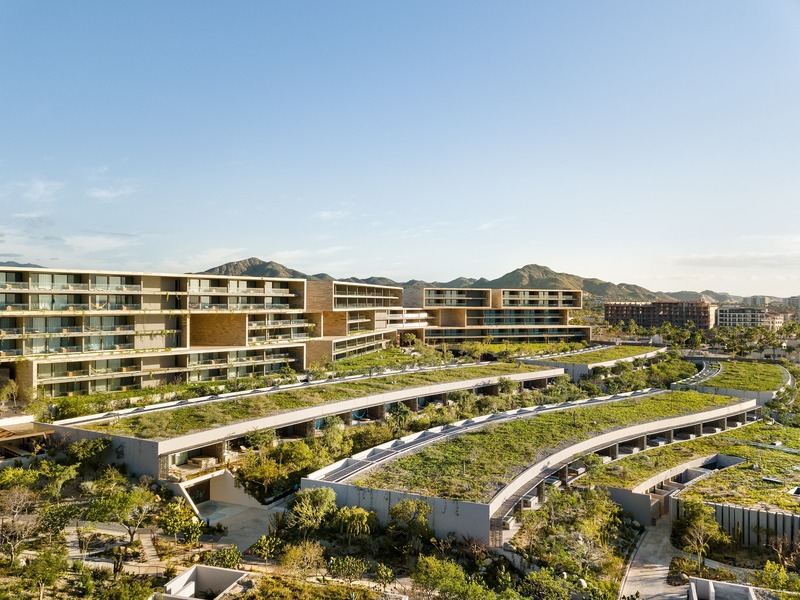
[672,498,800,547]
[302,479,492,543]
[689,577,757,600]
[604,488,657,526]
[48,422,162,477]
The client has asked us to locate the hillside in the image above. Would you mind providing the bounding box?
[202,258,739,302]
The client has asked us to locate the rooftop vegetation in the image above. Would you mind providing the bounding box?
[547,345,660,364]
[352,390,741,503]
[82,362,545,440]
[701,361,786,392]
[580,422,800,513]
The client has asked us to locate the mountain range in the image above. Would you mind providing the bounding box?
[203,258,743,304]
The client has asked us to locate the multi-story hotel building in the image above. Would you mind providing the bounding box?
[404,287,589,345]
[604,300,717,330]
[0,267,590,398]
[0,268,311,398]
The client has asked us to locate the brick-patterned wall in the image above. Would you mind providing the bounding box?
[440,308,466,327]
[306,339,334,365]
[324,312,348,336]
[306,281,333,312]
[189,314,247,347]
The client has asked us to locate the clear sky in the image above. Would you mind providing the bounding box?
[2,2,799,297]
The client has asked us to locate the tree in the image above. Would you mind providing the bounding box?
[388,402,413,433]
[86,487,158,544]
[374,562,395,591]
[327,555,368,584]
[39,503,80,542]
[25,543,68,600]
[679,500,729,567]
[333,505,373,550]
[389,498,432,554]
[280,540,325,578]
[251,534,281,562]
[157,497,197,544]
[413,555,494,600]
[0,486,39,566]
[66,437,111,473]
[0,380,18,410]
[288,487,337,538]
[205,545,242,569]
[38,460,79,502]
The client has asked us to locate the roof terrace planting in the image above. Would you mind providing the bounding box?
[80,363,546,440]
[548,345,659,364]
[351,390,741,503]
[580,422,800,513]
[700,361,786,392]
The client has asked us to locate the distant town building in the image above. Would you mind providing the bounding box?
[604,300,717,330]
[717,306,767,328]
[716,306,789,331]
[787,296,800,310]
[743,295,772,307]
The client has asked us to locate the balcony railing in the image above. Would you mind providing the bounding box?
[188,286,228,294]
[39,369,90,380]
[1,303,30,310]
[90,283,142,292]
[0,349,22,357]
[265,289,293,296]
[30,282,90,291]
[248,321,266,329]
[0,327,21,335]
[0,282,29,290]
[188,302,228,309]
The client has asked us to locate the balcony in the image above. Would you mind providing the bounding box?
[234,287,266,295]
[100,304,141,311]
[248,321,266,329]
[229,303,266,310]
[0,327,21,335]
[0,349,22,357]
[1,303,30,311]
[90,283,142,292]
[30,282,90,291]
[188,286,228,294]
[265,303,292,310]
[39,369,90,380]
[188,302,228,310]
[0,282,29,290]
[265,289,293,296]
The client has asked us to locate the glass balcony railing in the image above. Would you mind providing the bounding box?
[187,286,227,294]
[30,282,90,291]
[0,349,22,356]
[0,327,21,335]
[0,282,29,290]
[90,283,142,292]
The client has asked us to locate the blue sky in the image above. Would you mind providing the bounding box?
[1,2,799,296]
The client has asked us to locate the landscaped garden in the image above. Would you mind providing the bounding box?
[82,362,546,439]
[579,421,800,513]
[352,390,742,503]
[547,344,660,364]
[701,361,787,392]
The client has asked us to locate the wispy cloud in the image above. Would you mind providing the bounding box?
[20,179,64,202]
[312,209,350,221]
[63,233,142,253]
[476,217,513,231]
[87,185,137,200]
[14,211,54,227]
[0,252,23,258]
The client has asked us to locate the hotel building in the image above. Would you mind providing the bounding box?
[0,267,590,398]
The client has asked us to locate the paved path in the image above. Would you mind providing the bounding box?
[620,517,685,599]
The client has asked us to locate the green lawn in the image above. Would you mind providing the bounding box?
[580,422,800,513]
[352,390,740,503]
[82,363,545,440]
[549,345,660,364]
[701,361,786,392]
